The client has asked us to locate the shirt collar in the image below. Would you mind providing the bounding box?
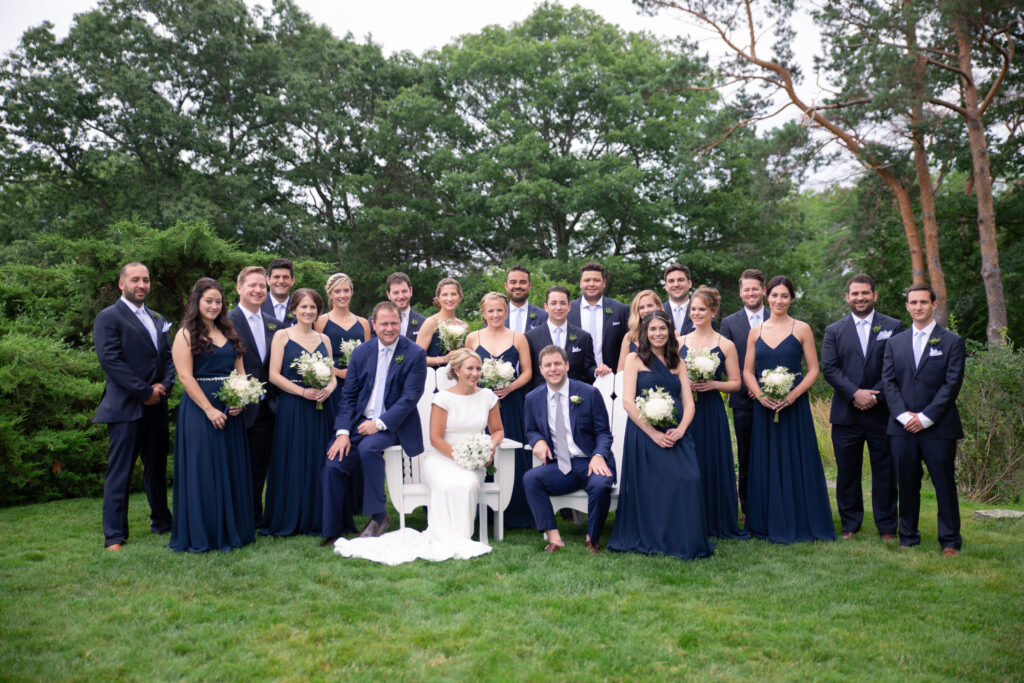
[120,296,145,313]
[547,321,567,334]
[851,311,875,325]
[378,338,399,353]
[914,320,937,337]
[546,381,569,401]
[584,297,604,310]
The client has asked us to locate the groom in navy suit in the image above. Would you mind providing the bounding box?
[228,266,279,527]
[504,265,547,333]
[92,262,175,550]
[568,261,629,378]
[822,274,903,540]
[322,302,427,543]
[523,345,615,554]
[882,283,966,556]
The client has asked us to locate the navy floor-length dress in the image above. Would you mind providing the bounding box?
[262,339,330,536]
[608,356,714,560]
[476,344,533,528]
[322,318,365,532]
[169,342,255,552]
[747,333,836,544]
[680,343,749,540]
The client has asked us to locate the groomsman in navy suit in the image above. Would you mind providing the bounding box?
[322,302,427,543]
[261,257,296,326]
[382,272,425,340]
[568,262,629,378]
[718,268,765,518]
[92,262,175,550]
[523,345,615,554]
[504,265,547,333]
[526,286,596,389]
[662,263,696,336]
[822,274,903,540]
[882,283,966,556]
[228,266,279,527]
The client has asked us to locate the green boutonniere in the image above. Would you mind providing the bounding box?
[395,354,405,364]
[568,334,578,342]
[267,323,278,332]
[528,312,537,320]
[872,325,881,334]
[286,311,295,321]
[604,306,612,315]
[928,337,940,346]
[411,318,420,327]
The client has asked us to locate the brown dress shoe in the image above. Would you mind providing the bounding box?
[585,541,601,555]
[106,544,123,552]
[359,514,391,538]
[543,542,564,553]
[321,537,339,547]
[942,547,960,557]
[881,534,897,542]
[841,531,855,540]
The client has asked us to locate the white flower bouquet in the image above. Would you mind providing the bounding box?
[635,386,678,429]
[451,433,494,471]
[290,349,333,409]
[759,365,796,422]
[479,357,516,390]
[437,320,469,353]
[684,347,720,401]
[214,371,265,409]
[336,339,360,368]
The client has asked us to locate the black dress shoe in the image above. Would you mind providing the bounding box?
[321,537,339,547]
[585,541,602,555]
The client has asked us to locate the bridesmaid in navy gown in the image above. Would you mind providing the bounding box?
[263,288,337,537]
[169,278,254,552]
[742,275,836,544]
[315,273,370,533]
[679,287,749,540]
[465,292,534,528]
[416,277,467,372]
[616,290,662,372]
[609,310,714,560]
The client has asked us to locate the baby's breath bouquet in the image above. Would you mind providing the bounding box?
[336,339,360,368]
[452,434,494,471]
[291,350,332,409]
[215,371,265,409]
[635,386,678,429]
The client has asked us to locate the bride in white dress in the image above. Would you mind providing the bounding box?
[333,349,503,564]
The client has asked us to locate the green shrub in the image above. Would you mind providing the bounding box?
[957,338,1024,503]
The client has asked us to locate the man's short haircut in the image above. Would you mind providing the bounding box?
[545,285,571,304]
[846,273,875,292]
[119,261,147,280]
[267,257,294,277]
[538,344,568,363]
[506,265,531,281]
[905,282,937,302]
[386,272,413,291]
[579,261,606,279]
[236,266,266,286]
[372,301,401,319]
[739,269,765,287]
[664,263,691,280]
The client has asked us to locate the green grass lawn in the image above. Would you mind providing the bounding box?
[2,489,1022,681]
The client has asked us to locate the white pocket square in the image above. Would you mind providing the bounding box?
[928,348,943,357]
[612,321,621,326]
[161,321,172,333]
[571,346,582,353]
[876,330,892,341]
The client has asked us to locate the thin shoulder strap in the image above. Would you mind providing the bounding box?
[791,321,796,333]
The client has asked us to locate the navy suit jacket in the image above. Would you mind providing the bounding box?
[663,300,695,336]
[370,308,425,340]
[524,379,615,482]
[881,324,966,440]
[334,335,427,455]
[822,312,904,428]
[504,303,548,333]
[93,300,176,424]
[525,323,596,389]
[261,296,295,327]
[719,307,764,412]
[228,305,279,428]
[569,297,629,370]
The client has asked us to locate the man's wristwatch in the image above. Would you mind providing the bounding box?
[375,419,386,431]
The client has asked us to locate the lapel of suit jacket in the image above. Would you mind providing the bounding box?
[119,301,158,353]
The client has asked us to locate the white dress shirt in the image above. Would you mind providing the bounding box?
[852,310,875,357]
[583,298,604,365]
[547,321,568,349]
[747,307,764,329]
[121,297,158,348]
[896,320,937,429]
[242,306,266,361]
[509,303,529,334]
[546,382,584,458]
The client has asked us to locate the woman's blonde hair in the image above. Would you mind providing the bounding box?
[447,347,482,380]
[433,277,463,308]
[691,286,721,314]
[627,290,663,342]
[479,291,509,316]
[324,273,353,311]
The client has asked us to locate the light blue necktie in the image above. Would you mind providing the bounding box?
[553,392,571,474]
[250,312,266,361]
[371,345,392,419]
[136,308,158,348]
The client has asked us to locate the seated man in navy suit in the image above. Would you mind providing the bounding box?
[322,301,427,543]
[882,283,966,556]
[92,262,175,550]
[526,286,595,389]
[523,345,615,554]
[822,274,903,541]
[228,265,279,527]
[568,262,629,378]
[504,265,547,333]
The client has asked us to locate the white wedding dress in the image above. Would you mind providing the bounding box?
[332,388,498,565]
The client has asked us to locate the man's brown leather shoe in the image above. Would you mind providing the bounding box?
[585,541,601,555]
[942,547,960,557]
[841,531,855,540]
[321,537,339,547]
[359,514,391,538]
[106,544,123,552]
[543,542,564,553]
[881,534,897,542]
